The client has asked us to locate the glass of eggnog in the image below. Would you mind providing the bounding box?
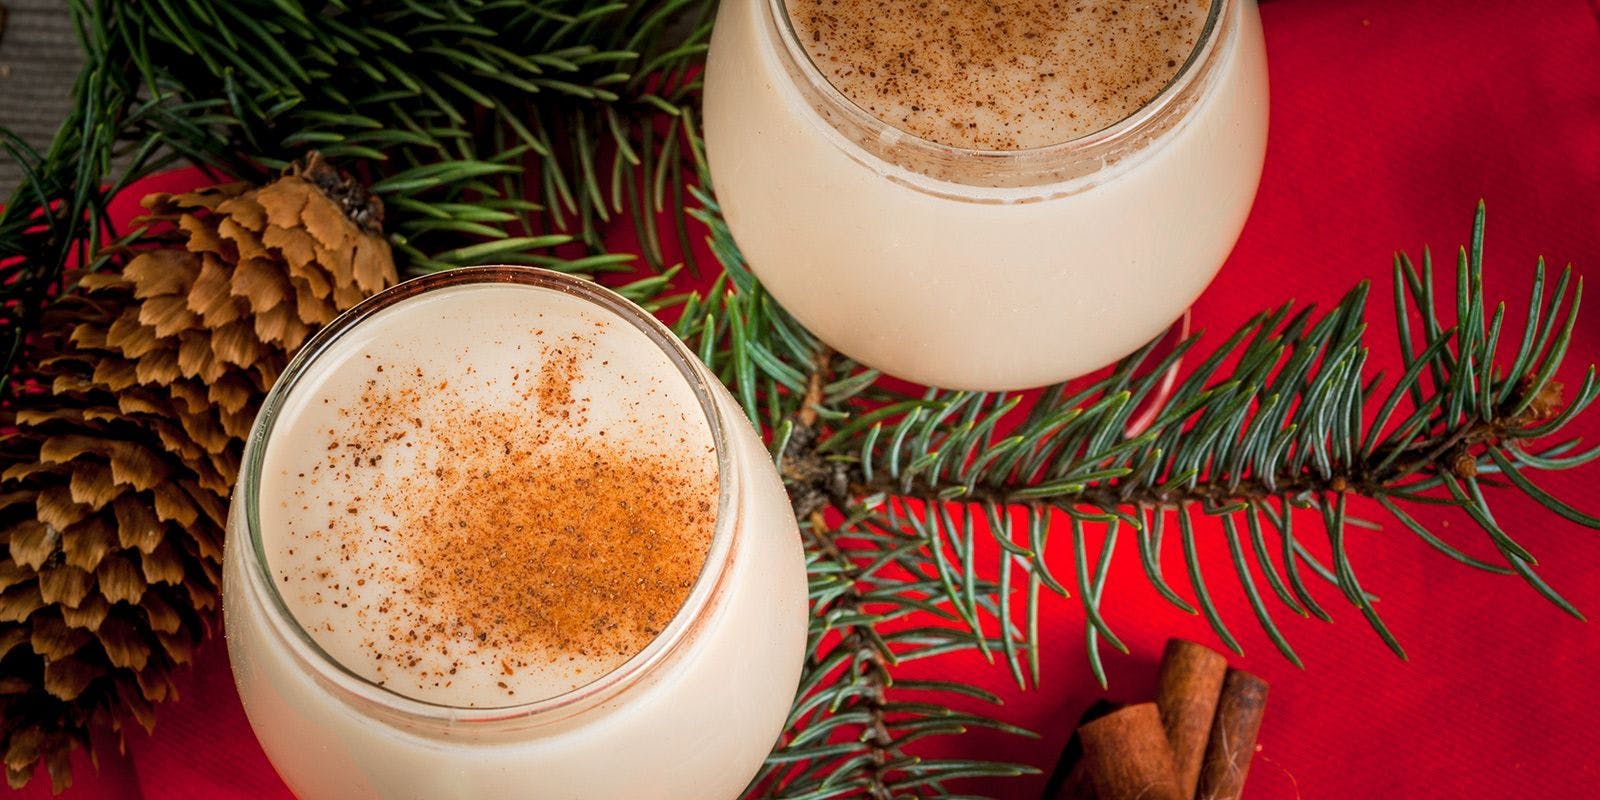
[223,267,808,799]
[704,0,1269,391]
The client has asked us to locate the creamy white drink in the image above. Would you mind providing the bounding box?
[224,268,807,799]
[705,0,1269,390]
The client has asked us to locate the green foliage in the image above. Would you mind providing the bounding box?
[3,2,1597,797]
[125,0,713,271]
[2,0,709,397]
[0,1,190,398]
[680,196,1596,797]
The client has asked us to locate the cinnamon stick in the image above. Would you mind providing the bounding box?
[1155,639,1229,797]
[1194,669,1269,800]
[1043,700,1118,800]
[1077,703,1185,800]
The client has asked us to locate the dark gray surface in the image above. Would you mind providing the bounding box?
[0,0,83,199]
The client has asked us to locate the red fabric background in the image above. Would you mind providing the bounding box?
[12,0,1600,797]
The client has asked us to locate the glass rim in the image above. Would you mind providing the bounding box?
[766,0,1229,172]
[236,265,740,727]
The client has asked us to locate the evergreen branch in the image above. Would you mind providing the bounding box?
[677,189,1594,794]
[0,1,188,400]
[107,0,713,272]
[3,1,710,406]
[761,203,1594,679]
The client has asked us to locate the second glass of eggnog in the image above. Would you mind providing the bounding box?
[223,267,808,799]
[704,0,1269,391]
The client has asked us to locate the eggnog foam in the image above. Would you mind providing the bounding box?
[786,0,1209,149]
[258,283,718,706]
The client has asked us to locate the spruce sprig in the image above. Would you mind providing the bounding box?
[2,0,709,402]
[699,197,1593,682]
[114,0,715,272]
[678,192,1595,796]
[0,0,194,400]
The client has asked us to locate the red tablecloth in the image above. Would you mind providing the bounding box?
[14,0,1600,797]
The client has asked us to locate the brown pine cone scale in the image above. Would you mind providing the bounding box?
[0,155,397,790]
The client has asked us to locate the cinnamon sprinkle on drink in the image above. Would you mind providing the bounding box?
[271,316,718,704]
[786,0,1210,149]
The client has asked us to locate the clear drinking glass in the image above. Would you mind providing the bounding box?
[704,0,1269,391]
[223,267,808,799]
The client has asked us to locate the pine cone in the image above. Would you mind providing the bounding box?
[0,155,397,790]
